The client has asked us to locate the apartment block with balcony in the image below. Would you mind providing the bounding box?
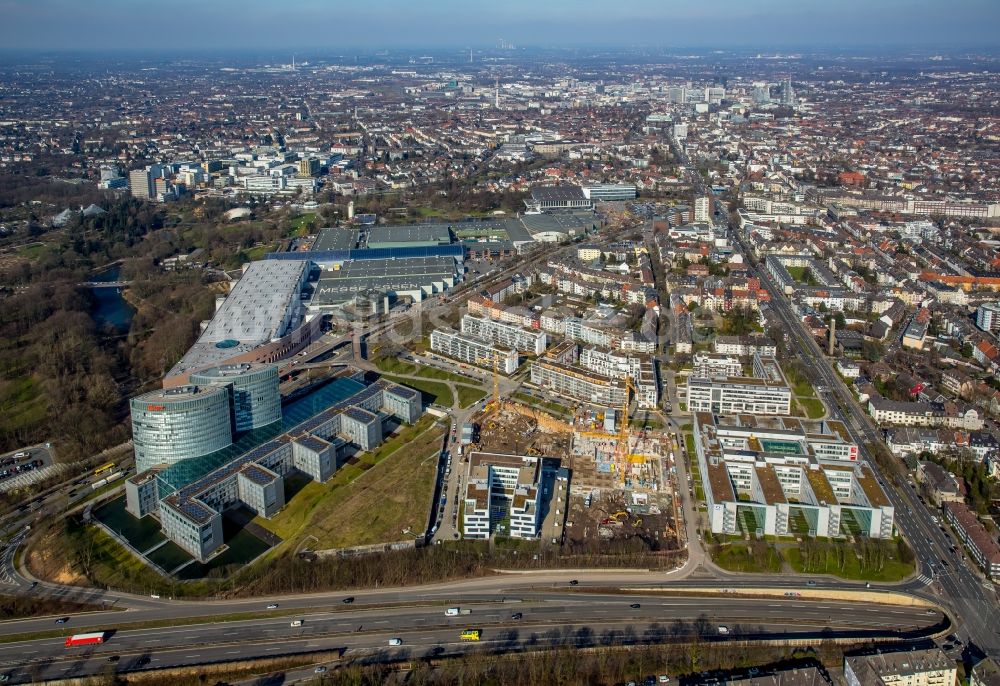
[460,313,547,355]
[429,327,519,375]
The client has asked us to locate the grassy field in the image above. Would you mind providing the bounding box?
[16,243,49,259]
[380,374,454,408]
[798,397,826,419]
[711,543,783,573]
[375,356,482,385]
[511,391,571,417]
[0,375,48,437]
[792,379,817,398]
[67,523,172,593]
[286,212,317,237]
[255,416,444,550]
[784,547,913,582]
[456,384,487,408]
[684,432,704,501]
[629,417,665,429]
[242,243,274,261]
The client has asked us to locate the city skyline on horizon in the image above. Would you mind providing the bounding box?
[0,0,997,52]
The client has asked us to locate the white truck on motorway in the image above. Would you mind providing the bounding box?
[717,626,730,635]
[290,619,304,627]
[445,607,472,616]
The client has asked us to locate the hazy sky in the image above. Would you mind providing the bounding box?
[0,0,997,52]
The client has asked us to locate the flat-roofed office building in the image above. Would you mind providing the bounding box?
[687,354,791,416]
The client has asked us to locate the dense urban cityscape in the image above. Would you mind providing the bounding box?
[0,2,998,685]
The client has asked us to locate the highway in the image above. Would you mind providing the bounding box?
[0,585,948,684]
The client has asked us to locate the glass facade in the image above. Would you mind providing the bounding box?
[131,385,233,473]
[190,363,281,433]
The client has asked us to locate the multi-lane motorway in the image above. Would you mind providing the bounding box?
[0,575,949,684]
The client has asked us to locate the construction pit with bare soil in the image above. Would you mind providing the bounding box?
[472,402,683,556]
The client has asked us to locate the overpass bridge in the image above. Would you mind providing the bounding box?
[79,280,132,288]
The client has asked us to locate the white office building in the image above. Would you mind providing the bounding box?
[463,453,559,540]
[687,355,791,416]
[694,413,892,539]
[581,184,637,202]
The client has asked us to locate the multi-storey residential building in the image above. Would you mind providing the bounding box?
[844,648,955,686]
[687,354,792,416]
[713,335,777,357]
[429,327,519,374]
[692,351,743,378]
[530,359,628,408]
[563,317,656,353]
[867,396,983,430]
[694,195,711,223]
[970,658,1000,686]
[463,453,565,539]
[578,346,658,408]
[976,302,1000,333]
[467,294,540,329]
[694,413,890,539]
[460,314,547,355]
[943,501,1000,580]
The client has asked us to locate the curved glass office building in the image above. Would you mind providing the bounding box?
[131,385,233,473]
[190,363,281,433]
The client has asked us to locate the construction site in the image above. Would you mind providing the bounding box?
[468,395,682,555]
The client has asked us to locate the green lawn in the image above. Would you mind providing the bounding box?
[16,243,49,259]
[630,417,665,430]
[511,392,571,417]
[375,356,482,385]
[798,397,826,419]
[786,266,819,286]
[684,433,705,501]
[712,544,783,573]
[146,541,193,573]
[784,547,913,582]
[792,379,817,398]
[287,212,317,237]
[380,374,454,408]
[0,375,47,436]
[456,385,487,408]
[254,416,444,551]
[93,496,166,550]
[243,243,275,261]
[177,526,271,580]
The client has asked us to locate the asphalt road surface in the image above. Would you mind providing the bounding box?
[0,591,946,684]
[729,220,1000,657]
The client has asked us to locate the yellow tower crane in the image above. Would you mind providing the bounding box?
[475,353,501,413]
[615,376,635,489]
